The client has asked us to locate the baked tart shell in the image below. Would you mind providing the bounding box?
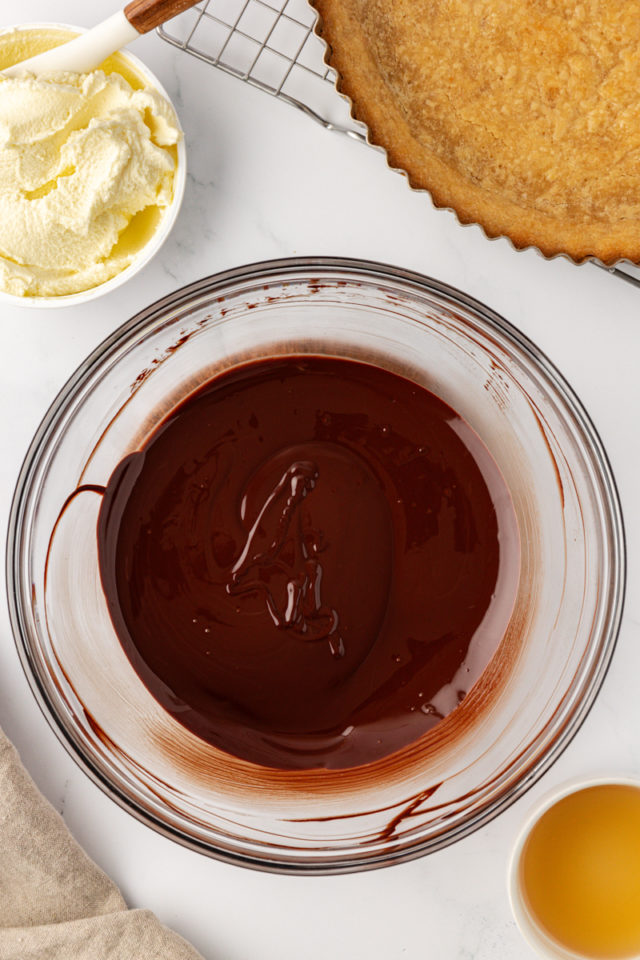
[312,0,640,266]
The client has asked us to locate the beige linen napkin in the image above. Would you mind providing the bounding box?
[0,728,204,960]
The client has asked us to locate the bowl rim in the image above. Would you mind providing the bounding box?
[0,21,187,309]
[6,256,627,873]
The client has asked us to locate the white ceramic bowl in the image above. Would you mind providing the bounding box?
[0,23,187,310]
[508,776,640,960]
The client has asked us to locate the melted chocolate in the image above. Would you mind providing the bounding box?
[97,356,518,770]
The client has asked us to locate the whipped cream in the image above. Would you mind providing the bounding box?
[0,69,180,297]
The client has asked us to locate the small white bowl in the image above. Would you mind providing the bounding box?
[508,775,640,960]
[0,23,187,310]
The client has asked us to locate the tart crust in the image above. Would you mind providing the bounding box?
[313,0,640,264]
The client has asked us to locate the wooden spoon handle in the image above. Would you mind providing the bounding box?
[125,0,202,34]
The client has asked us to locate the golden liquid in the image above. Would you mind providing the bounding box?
[521,785,640,959]
[0,27,175,274]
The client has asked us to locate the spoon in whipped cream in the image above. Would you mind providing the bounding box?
[3,0,200,78]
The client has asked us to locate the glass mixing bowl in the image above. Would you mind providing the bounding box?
[7,258,625,873]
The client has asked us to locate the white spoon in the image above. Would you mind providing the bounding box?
[3,0,201,78]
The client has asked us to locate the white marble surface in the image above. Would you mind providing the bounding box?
[1,3,640,958]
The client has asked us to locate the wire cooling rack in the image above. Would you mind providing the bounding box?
[159,1,640,289]
[158,0,365,139]
[596,262,640,288]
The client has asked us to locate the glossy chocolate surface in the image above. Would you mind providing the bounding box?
[97,355,518,770]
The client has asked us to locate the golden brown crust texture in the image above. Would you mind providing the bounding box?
[312,0,640,263]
